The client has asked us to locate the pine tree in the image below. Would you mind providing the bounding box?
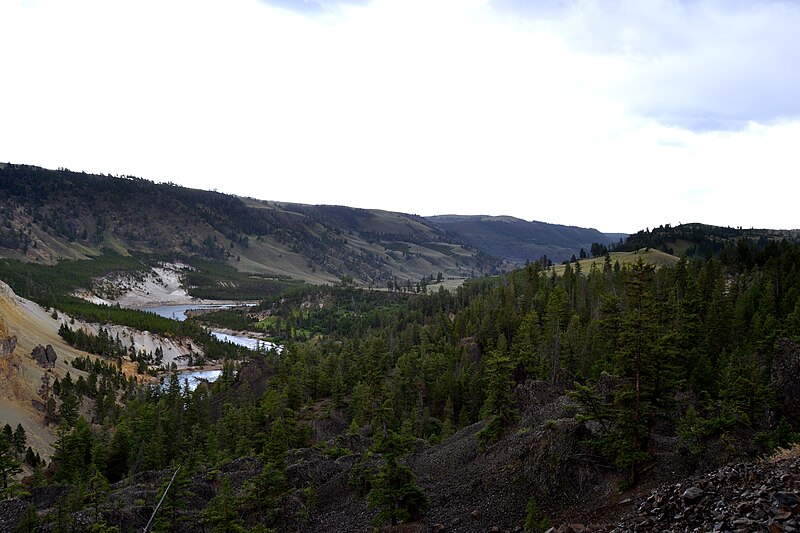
[441,396,455,440]
[367,432,427,526]
[262,419,287,468]
[241,460,286,527]
[84,466,110,522]
[477,335,517,448]
[152,466,193,532]
[13,504,38,533]
[12,424,26,454]
[202,475,245,532]
[543,286,569,383]
[0,433,22,497]
[611,258,658,485]
[58,380,80,427]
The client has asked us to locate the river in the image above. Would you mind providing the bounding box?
[145,303,282,388]
[144,303,280,351]
[144,303,237,321]
[164,369,224,392]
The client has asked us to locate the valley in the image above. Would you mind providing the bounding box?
[1,166,800,532]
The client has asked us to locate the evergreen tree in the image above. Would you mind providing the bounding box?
[58,376,80,427]
[12,424,26,454]
[13,505,38,533]
[611,259,658,484]
[0,433,22,498]
[241,460,286,527]
[477,335,517,448]
[202,475,245,532]
[441,396,455,440]
[262,419,288,468]
[367,432,427,526]
[84,466,110,522]
[543,285,569,383]
[152,466,193,533]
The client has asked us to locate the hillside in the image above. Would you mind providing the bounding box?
[1,164,631,288]
[548,248,681,275]
[616,222,800,259]
[427,214,626,265]
[0,164,505,286]
[0,278,226,461]
[4,162,800,532]
[0,280,92,458]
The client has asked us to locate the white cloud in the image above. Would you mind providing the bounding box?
[508,0,800,128]
[0,0,797,233]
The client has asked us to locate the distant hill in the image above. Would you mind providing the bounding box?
[427,215,626,265]
[0,164,505,287]
[0,164,632,285]
[616,223,800,260]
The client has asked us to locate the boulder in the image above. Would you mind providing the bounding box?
[32,344,57,368]
[774,492,800,507]
[682,486,704,504]
[46,345,57,365]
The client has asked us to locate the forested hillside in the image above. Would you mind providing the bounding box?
[616,222,800,259]
[1,164,633,288]
[3,231,800,530]
[0,165,502,287]
[0,164,504,287]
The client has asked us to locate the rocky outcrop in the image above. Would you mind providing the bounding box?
[0,334,17,357]
[598,451,800,532]
[0,317,16,356]
[31,344,57,368]
[0,351,25,401]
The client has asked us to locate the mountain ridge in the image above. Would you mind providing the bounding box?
[0,163,626,284]
[427,213,625,265]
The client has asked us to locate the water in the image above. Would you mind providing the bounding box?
[210,331,282,354]
[144,303,280,353]
[145,303,235,321]
[162,369,223,391]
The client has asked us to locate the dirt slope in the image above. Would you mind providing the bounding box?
[0,281,96,456]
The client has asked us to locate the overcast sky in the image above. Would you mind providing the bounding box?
[2,0,798,233]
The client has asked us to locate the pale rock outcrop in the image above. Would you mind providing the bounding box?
[0,334,17,357]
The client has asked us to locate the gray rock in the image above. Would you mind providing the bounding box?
[0,335,16,357]
[45,344,57,365]
[31,344,57,368]
[683,486,705,504]
[775,492,800,507]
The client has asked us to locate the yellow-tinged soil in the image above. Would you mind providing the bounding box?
[1,280,133,458]
[0,279,219,460]
[0,281,103,457]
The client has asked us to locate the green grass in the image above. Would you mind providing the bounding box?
[549,248,680,276]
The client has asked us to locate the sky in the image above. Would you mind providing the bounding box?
[1,0,799,233]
